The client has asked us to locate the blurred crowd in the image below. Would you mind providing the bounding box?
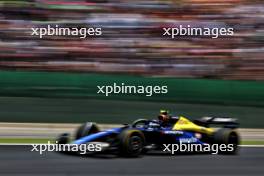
[0,0,263,80]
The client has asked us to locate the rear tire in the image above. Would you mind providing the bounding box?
[119,129,145,157]
[213,128,240,154]
[75,122,100,140]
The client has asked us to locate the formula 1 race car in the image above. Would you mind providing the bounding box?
[56,116,240,157]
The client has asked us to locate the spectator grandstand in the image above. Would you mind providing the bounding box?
[0,0,263,80]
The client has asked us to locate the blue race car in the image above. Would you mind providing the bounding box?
[56,116,240,157]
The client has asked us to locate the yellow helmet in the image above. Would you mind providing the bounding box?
[160,109,169,115]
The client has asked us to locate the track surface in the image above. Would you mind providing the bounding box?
[0,146,263,176]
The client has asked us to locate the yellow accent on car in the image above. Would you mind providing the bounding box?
[172,116,214,135]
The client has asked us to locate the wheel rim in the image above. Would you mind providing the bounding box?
[129,136,142,152]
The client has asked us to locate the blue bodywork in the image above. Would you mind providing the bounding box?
[73,127,122,145]
[72,125,206,146]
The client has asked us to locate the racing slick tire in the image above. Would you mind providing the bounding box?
[56,133,70,144]
[75,122,100,140]
[213,128,240,154]
[119,129,145,157]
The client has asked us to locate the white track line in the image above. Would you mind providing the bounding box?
[239,145,264,147]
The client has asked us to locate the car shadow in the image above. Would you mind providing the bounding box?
[56,150,214,159]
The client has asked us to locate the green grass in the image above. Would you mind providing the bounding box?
[0,138,53,144]
[240,141,264,145]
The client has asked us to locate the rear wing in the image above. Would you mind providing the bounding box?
[194,117,239,129]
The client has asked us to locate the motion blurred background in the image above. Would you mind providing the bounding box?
[0,0,263,128]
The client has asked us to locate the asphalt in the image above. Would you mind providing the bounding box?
[0,146,263,176]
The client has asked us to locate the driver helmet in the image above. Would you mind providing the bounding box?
[158,109,170,122]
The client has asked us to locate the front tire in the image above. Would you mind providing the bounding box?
[56,133,70,144]
[119,129,145,157]
[75,122,100,140]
